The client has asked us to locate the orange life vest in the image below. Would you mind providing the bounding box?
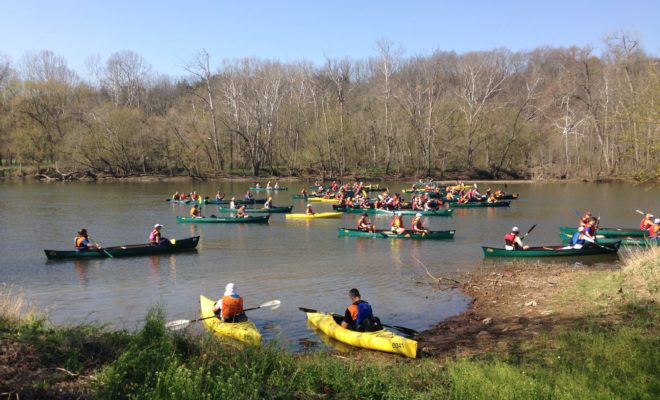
[75,235,87,249]
[221,295,244,321]
[391,217,403,228]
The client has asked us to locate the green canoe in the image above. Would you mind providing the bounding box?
[332,205,378,214]
[248,187,288,191]
[204,199,267,205]
[559,226,648,237]
[217,205,293,214]
[44,236,200,260]
[482,242,620,257]
[558,233,658,247]
[375,209,453,217]
[451,201,510,208]
[176,215,270,223]
[338,228,455,239]
[166,199,195,204]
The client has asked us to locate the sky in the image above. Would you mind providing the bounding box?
[1,0,658,78]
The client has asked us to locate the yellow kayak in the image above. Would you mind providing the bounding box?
[307,197,340,203]
[199,295,261,345]
[304,311,417,358]
[286,212,343,219]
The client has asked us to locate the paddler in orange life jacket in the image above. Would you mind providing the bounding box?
[640,213,654,230]
[650,218,660,240]
[357,213,375,232]
[390,212,406,235]
[190,203,202,217]
[341,288,381,332]
[584,217,598,239]
[504,227,528,250]
[411,213,428,235]
[74,228,101,252]
[212,283,247,323]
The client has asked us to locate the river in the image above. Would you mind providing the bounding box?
[0,180,657,351]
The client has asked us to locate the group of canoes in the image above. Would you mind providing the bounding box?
[192,285,417,358]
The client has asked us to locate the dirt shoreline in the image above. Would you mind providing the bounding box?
[418,262,617,358]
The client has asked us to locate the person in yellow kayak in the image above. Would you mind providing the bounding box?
[305,204,315,215]
[190,203,202,217]
[357,213,375,232]
[504,227,528,250]
[390,212,406,234]
[411,213,428,235]
[212,283,247,323]
[74,228,101,252]
[341,288,381,332]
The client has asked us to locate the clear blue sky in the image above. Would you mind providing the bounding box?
[1,0,658,77]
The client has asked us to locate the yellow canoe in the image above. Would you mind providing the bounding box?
[307,197,340,203]
[199,295,261,345]
[286,212,343,219]
[304,311,417,358]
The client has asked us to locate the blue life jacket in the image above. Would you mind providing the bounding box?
[355,301,373,326]
[570,232,585,246]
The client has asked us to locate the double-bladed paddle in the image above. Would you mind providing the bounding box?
[522,224,537,239]
[165,299,281,331]
[298,307,419,336]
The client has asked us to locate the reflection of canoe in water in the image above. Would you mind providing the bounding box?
[558,233,658,247]
[176,215,270,223]
[303,310,417,358]
[248,187,288,191]
[285,212,343,219]
[217,206,293,214]
[451,201,510,208]
[559,226,648,238]
[204,199,267,205]
[338,228,455,240]
[44,236,199,260]
[200,295,261,345]
[482,242,620,257]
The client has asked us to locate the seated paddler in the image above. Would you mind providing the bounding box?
[212,283,247,323]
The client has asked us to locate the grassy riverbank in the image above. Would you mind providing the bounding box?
[1,248,658,399]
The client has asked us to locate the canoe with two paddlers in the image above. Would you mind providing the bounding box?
[482,242,620,257]
[44,236,200,260]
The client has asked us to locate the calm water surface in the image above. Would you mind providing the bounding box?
[0,181,657,351]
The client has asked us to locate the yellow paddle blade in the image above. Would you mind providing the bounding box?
[170,239,177,244]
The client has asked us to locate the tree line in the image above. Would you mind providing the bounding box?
[0,35,657,180]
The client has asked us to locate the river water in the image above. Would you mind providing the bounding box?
[0,181,657,351]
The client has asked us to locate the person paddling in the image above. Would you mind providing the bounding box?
[390,212,406,235]
[149,224,169,245]
[212,283,247,323]
[305,203,315,215]
[650,218,660,240]
[357,213,375,233]
[264,197,273,209]
[504,227,528,250]
[640,213,654,230]
[340,288,381,332]
[411,213,428,235]
[74,228,101,252]
[190,203,202,217]
[569,226,595,249]
[236,205,251,218]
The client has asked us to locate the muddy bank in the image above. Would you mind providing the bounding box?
[418,263,618,358]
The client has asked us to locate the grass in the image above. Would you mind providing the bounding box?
[1,249,659,399]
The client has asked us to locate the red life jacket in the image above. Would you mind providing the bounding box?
[221,295,244,321]
[504,232,517,247]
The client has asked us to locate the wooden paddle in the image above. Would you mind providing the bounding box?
[298,307,419,336]
[165,299,281,331]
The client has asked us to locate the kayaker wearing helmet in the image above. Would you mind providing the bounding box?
[74,228,100,252]
[149,224,169,245]
[504,227,529,250]
[305,204,315,215]
[390,212,406,235]
[357,213,375,233]
[212,283,247,322]
[341,288,381,332]
[411,213,428,235]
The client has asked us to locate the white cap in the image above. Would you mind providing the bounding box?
[154,223,163,228]
[512,226,519,232]
[578,226,585,232]
[224,283,235,296]
[416,213,422,217]
[307,204,312,207]
[655,218,660,224]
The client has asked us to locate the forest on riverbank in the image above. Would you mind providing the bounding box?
[0,34,657,181]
